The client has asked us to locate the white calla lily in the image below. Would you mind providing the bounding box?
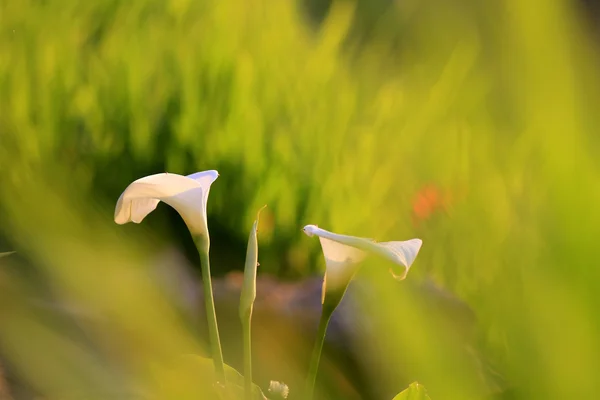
[114,170,218,237]
[114,169,226,380]
[302,224,422,303]
[303,224,422,399]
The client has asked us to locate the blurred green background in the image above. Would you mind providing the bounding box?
[2,0,600,398]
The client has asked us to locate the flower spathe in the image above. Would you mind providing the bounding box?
[114,170,219,237]
[302,225,422,303]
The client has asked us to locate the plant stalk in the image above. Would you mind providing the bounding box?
[241,308,253,400]
[304,305,334,400]
[196,236,226,383]
[239,206,265,399]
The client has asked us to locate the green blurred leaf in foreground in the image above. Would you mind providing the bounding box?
[152,355,266,400]
[392,382,432,400]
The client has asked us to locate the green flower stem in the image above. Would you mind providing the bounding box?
[305,304,335,400]
[241,308,253,400]
[195,235,225,383]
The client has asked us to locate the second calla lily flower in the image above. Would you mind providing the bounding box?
[114,170,219,237]
[302,224,422,399]
[302,224,422,303]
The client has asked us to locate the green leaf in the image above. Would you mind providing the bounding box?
[152,355,267,400]
[392,382,432,400]
[0,251,15,258]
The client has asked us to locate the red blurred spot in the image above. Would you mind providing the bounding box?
[411,184,451,227]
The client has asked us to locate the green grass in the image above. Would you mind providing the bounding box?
[1,0,600,398]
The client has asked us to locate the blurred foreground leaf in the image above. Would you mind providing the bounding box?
[152,355,267,400]
[0,252,15,258]
[392,382,432,400]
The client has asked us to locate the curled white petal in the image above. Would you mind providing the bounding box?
[114,170,218,236]
[375,239,423,280]
[115,195,160,224]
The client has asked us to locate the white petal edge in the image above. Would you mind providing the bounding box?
[186,170,219,224]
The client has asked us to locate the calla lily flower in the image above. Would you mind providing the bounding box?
[114,169,226,379]
[302,225,422,399]
[114,170,219,237]
[302,225,422,303]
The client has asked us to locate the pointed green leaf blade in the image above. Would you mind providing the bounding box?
[392,382,432,400]
[239,205,266,318]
